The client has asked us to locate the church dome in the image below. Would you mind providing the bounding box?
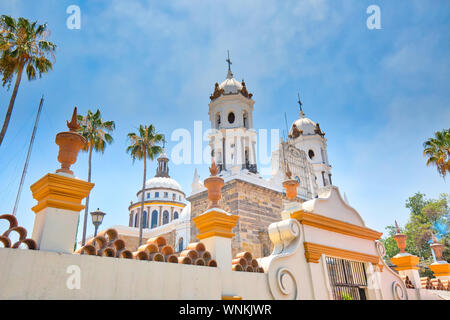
[290,114,317,136]
[219,70,243,94]
[145,176,183,192]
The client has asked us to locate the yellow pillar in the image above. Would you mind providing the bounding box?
[429,235,450,281]
[30,107,94,253]
[390,221,421,288]
[193,159,239,297]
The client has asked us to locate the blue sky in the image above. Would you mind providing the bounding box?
[0,0,449,241]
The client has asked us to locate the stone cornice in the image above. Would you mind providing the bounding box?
[304,242,379,265]
[291,210,382,241]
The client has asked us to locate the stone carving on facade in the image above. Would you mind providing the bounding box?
[314,123,325,137]
[374,240,409,300]
[259,219,302,300]
[239,80,253,99]
[209,82,225,101]
[289,124,302,139]
[0,214,37,249]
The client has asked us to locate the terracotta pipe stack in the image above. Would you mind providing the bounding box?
[0,214,36,250]
[232,251,264,273]
[76,228,132,258]
[75,229,217,268]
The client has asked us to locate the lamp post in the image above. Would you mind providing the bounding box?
[90,208,106,238]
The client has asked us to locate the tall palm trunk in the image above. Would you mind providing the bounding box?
[139,151,146,246]
[81,145,93,246]
[0,63,24,146]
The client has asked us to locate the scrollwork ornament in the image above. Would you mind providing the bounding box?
[276,267,297,300]
[392,281,408,300]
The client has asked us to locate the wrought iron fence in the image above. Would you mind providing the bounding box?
[325,256,368,300]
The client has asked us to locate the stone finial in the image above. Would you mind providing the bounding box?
[393,221,407,253]
[395,220,401,234]
[67,107,80,132]
[204,158,224,209]
[430,234,444,261]
[209,158,219,176]
[55,107,87,175]
[282,162,299,201]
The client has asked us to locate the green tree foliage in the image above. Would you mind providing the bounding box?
[381,193,450,269]
[423,128,450,179]
[0,15,56,146]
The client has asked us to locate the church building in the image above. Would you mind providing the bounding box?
[106,56,333,257]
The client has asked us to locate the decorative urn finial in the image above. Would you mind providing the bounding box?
[55,107,86,175]
[393,221,407,253]
[282,163,299,200]
[430,233,444,262]
[204,158,224,209]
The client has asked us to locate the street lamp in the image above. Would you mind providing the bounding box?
[90,208,106,238]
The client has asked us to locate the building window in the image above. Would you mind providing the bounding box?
[243,111,248,129]
[325,257,368,300]
[163,210,169,224]
[174,211,179,220]
[143,211,147,228]
[164,192,168,198]
[155,192,159,198]
[146,193,150,199]
[308,149,315,160]
[151,210,158,228]
[178,237,184,252]
[216,113,221,129]
[228,112,235,124]
[179,195,182,201]
[134,212,139,227]
[129,211,133,227]
[172,193,176,200]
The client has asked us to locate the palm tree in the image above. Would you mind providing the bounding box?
[77,109,115,246]
[423,129,450,179]
[126,124,164,246]
[0,15,56,146]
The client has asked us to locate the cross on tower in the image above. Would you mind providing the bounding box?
[226,50,232,71]
[297,92,303,113]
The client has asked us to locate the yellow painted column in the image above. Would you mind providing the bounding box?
[30,107,94,254]
[429,235,450,281]
[192,159,239,297]
[31,173,93,253]
[390,222,421,288]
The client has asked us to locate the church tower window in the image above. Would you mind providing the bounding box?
[308,149,315,160]
[228,112,235,124]
[243,111,248,129]
[178,237,184,252]
[216,113,221,129]
[174,211,179,220]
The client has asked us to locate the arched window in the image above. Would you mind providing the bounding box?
[151,210,158,228]
[129,211,134,227]
[216,113,221,129]
[174,211,179,220]
[228,112,235,124]
[243,111,248,129]
[134,212,139,227]
[178,237,184,252]
[163,210,169,224]
[142,211,147,228]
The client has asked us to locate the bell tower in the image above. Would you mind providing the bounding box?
[208,52,258,175]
